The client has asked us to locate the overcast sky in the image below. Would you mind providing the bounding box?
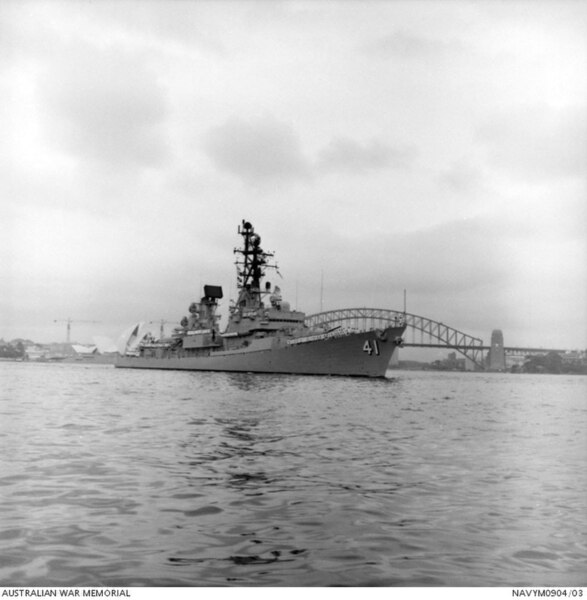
[1,0,586,350]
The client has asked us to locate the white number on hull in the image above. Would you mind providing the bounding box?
[362,340,380,356]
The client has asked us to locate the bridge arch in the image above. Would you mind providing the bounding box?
[305,308,486,369]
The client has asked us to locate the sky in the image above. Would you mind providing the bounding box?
[1,0,586,351]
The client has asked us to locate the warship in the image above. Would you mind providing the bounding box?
[115,220,406,378]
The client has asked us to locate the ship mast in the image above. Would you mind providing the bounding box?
[234,220,277,309]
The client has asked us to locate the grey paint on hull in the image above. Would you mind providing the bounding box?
[115,327,404,378]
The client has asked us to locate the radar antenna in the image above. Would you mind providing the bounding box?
[234,220,279,308]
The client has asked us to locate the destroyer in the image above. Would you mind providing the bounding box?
[116,220,405,377]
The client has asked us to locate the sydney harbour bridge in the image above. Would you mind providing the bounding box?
[304,308,570,370]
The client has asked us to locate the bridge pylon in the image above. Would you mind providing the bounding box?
[488,329,506,371]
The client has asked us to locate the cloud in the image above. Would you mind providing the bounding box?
[203,115,312,184]
[40,44,170,170]
[364,30,462,60]
[317,137,415,174]
[292,215,535,340]
[204,117,414,185]
[439,160,485,193]
[80,2,228,56]
[477,104,587,181]
[1,2,585,349]
[295,216,512,299]
[383,218,513,295]
[275,214,518,341]
[0,4,22,66]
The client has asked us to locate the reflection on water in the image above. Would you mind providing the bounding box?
[0,363,586,586]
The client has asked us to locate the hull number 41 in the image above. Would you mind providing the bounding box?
[363,340,380,356]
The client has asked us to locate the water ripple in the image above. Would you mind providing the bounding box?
[0,364,586,586]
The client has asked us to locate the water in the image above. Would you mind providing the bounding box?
[0,362,585,587]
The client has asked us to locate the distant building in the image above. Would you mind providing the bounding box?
[25,344,49,361]
[71,344,98,357]
[560,350,587,373]
[431,351,467,371]
[93,336,118,354]
[561,350,585,366]
[48,342,75,357]
[505,354,526,370]
[446,352,467,370]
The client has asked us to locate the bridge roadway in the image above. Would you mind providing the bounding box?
[305,307,572,369]
[402,343,569,354]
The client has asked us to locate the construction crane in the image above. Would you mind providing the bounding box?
[54,318,101,343]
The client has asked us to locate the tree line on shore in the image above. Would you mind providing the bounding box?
[0,340,26,359]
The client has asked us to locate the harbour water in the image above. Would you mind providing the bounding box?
[0,362,585,587]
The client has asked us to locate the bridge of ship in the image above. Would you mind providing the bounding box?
[305,308,487,369]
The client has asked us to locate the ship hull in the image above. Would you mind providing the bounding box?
[115,326,404,378]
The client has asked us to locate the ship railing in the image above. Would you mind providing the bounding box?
[287,328,350,346]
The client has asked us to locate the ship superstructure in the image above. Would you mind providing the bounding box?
[116,220,405,377]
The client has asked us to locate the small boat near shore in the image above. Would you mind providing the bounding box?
[116,220,405,378]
